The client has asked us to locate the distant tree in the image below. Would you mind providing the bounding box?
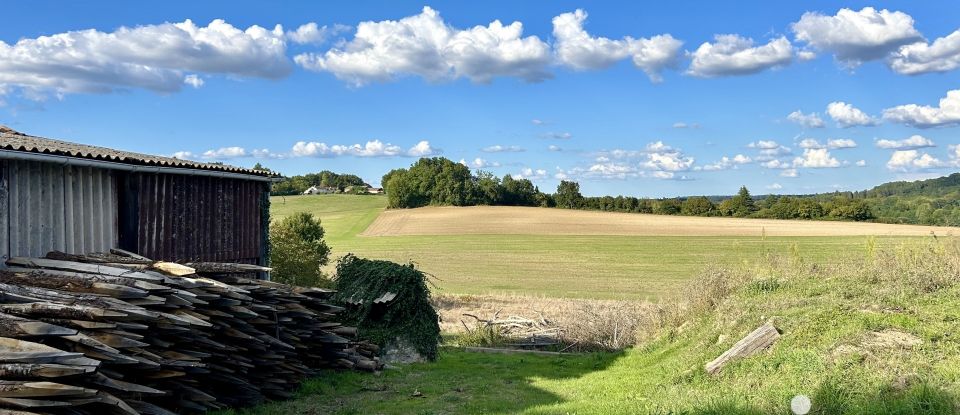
[554,181,584,209]
[727,186,757,217]
[472,171,501,205]
[681,196,716,216]
[252,162,273,172]
[654,198,682,215]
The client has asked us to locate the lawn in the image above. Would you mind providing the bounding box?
[220,240,960,414]
[269,195,916,300]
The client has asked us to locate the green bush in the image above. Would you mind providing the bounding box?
[269,212,331,287]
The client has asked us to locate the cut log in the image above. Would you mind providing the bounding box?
[705,321,780,375]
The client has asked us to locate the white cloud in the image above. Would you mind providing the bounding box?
[482,145,524,153]
[202,146,247,159]
[461,157,500,168]
[0,19,292,97]
[183,74,204,88]
[787,110,825,128]
[766,183,783,190]
[542,132,573,139]
[882,88,960,128]
[886,150,946,171]
[291,139,438,158]
[532,119,545,125]
[791,7,922,65]
[640,149,694,171]
[512,167,548,181]
[407,140,439,157]
[889,29,960,75]
[686,35,793,77]
[749,140,792,160]
[875,134,936,150]
[672,122,701,129]
[799,138,857,149]
[780,168,799,177]
[856,159,867,166]
[548,145,562,152]
[172,151,197,160]
[699,154,752,171]
[552,9,682,82]
[294,7,552,86]
[793,148,841,168]
[286,22,348,45]
[761,159,790,169]
[826,101,879,127]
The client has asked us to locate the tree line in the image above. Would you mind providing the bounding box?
[271,169,369,196]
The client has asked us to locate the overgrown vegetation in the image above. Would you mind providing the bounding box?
[230,238,960,414]
[334,255,441,360]
[268,212,331,287]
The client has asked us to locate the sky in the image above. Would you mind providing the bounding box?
[1,1,959,197]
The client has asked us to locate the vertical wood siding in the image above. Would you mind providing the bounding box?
[122,173,263,263]
[4,160,117,259]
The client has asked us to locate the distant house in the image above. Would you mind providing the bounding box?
[303,186,335,195]
[367,187,383,194]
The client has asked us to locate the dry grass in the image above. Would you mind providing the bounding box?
[364,205,957,237]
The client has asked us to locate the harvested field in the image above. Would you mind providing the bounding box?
[363,206,957,237]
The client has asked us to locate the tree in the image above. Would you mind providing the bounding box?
[251,162,272,172]
[681,196,716,216]
[269,213,331,287]
[654,198,682,215]
[554,181,583,209]
[727,186,757,217]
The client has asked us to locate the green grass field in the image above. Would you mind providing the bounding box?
[270,195,912,300]
[222,240,960,414]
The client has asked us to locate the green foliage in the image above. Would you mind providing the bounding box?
[681,196,716,216]
[555,180,583,209]
[269,213,331,287]
[334,255,441,360]
[272,170,368,195]
[653,198,682,215]
[385,158,473,208]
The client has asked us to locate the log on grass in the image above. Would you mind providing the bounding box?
[704,321,780,375]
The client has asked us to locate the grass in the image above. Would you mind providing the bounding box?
[221,240,960,414]
[269,195,918,300]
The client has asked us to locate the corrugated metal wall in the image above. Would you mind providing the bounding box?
[1,159,117,260]
[119,173,264,264]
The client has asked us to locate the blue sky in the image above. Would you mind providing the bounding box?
[2,1,959,196]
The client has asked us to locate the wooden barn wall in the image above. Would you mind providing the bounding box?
[3,160,117,261]
[119,173,264,264]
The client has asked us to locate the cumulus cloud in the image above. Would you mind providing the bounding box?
[482,144,524,153]
[552,9,682,82]
[826,101,879,127]
[748,140,792,160]
[780,168,799,177]
[882,88,960,128]
[686,35,793,77]
[875,134,936,150]
[672,122,701,129]
[548,145,563,152]
[886,150,946,171]
[172,151,197,160]
[291,139,438,158]
[798,138,857,149]
[531,119,546,125]
[202,146,248,159]
[856,159,867,166]
[787,110,825,128]
[285,22,348,45]
[791,7,922,65]
[793,148,841,168]
[698,154,752,171]
[512,167,549,180]
[766,183,783,190]
[460,157,501,168]
[889,29,960,75]
[294,7,552,86]
[0,19,292,98]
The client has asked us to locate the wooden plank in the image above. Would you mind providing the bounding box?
[0,160,8,265]
[705,322,780,375]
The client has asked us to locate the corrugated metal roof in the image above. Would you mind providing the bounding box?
[0,126,278,178]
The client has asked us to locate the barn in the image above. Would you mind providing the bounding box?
[0,126,278,268]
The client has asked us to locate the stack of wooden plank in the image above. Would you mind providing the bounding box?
[0,250,382,414]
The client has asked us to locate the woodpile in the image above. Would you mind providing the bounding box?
[0,250,382,414]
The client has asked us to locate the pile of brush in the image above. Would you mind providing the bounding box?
[0,250,381,414]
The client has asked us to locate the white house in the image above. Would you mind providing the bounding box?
[303,186,335,195]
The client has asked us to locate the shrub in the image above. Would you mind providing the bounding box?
[269,213,331,287]
[334,255,441,360]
